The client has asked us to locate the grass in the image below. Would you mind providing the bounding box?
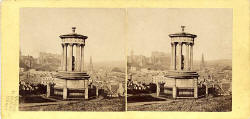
[127,95,232,112]
[19,96,125,111]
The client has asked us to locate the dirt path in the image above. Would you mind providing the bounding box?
[19,100,78,108]
[127,100,174,107]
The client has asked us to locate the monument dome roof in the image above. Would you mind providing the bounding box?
[59,27,88,39]
[169,26,197,38]
[169,32,197,38]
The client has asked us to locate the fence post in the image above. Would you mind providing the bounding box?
[63,80,68,100]
[206,85,209,97]
[96,86,99,97]
[85,80,89,99]
[156,82,160,97]
[173,86,177,99]
[46,83,51,97]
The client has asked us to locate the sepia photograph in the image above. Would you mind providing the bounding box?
[126,8,232,111]
[18,8,233,112]
[1,0,250,119]
[19,8,126,111]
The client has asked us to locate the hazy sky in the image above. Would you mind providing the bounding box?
[127,8,232,61]
[20,8,126,62]
[20,8,232,62]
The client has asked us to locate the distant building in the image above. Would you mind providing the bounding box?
[37,52,61,65]
[130,66,137,71]
[127,51,171,71]
[141,68,150,72]
[28,69,36,72]
[19,68,25,72]
[36,52,61,71]
[20,52,61,71]
[20,55,37,69]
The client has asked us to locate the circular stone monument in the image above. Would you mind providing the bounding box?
[155,26,199,99]
[52,27,90,100]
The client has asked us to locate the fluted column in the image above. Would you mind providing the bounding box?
[171,43,176,70]
[67,43,73,71]
[177,42,182,70]
[171,43,173,69]
[185,43,190,70]
[61,44,64,70]
[176,43,179,70]
[190,44,193,70]
[173,43,176,70]
[63,44,68,71]
[80,44,85,72]
[75,44,81,71]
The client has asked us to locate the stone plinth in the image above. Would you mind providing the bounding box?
[164,70,199,98]
[53,71,90,100]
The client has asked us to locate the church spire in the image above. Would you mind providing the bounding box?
[200,53,205,70]
[89,56,93,74]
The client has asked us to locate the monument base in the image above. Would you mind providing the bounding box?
[156,70,199,99]
[47,71,90,100]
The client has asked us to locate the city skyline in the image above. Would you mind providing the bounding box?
[20,8,126,62]
[20,8,232,62]
[127,50,231,62]
[127,8,232,61]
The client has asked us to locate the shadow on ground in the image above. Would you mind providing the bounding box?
[19,95,56,103]
[127,94,166,103]
[19,96,125,111]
